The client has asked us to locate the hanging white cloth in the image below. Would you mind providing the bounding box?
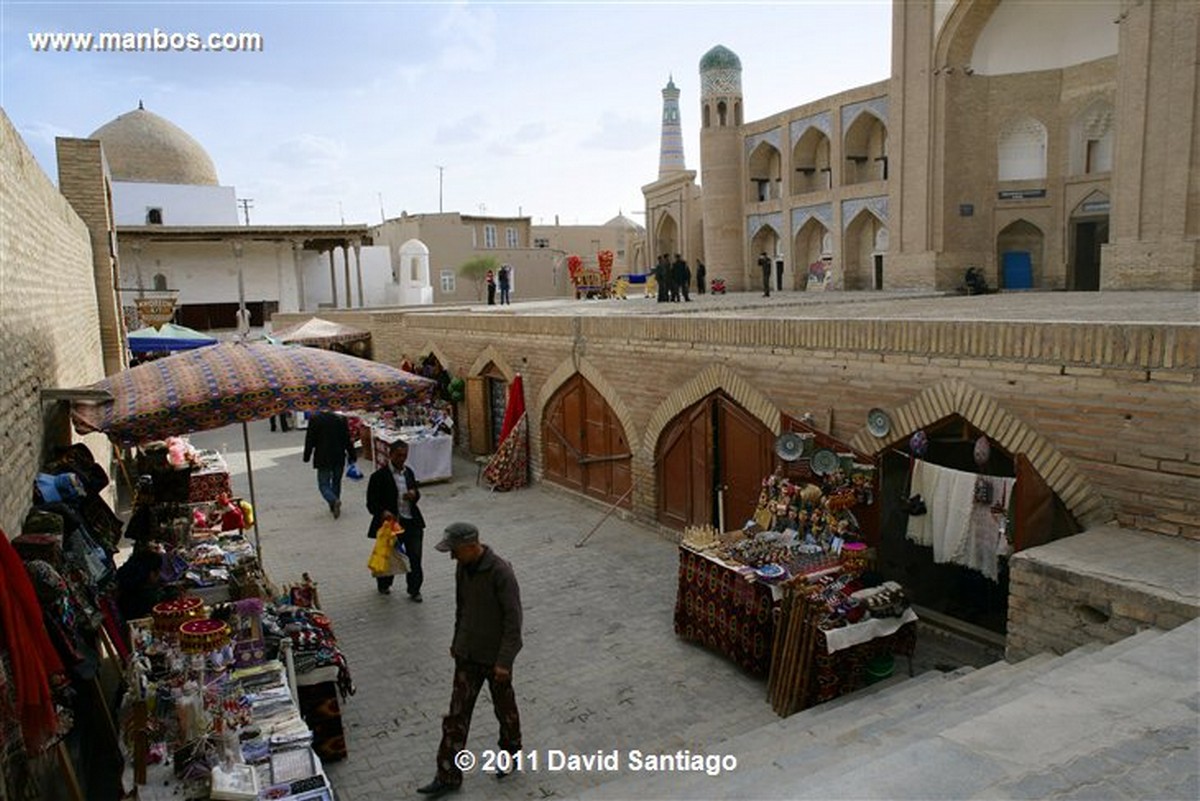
[906,459,1008,576]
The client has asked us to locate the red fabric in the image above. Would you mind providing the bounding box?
[0,528,63,750]
[497,373,526,442]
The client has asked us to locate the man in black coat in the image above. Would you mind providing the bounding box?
[366,441,427,599]
[303,411,356,518]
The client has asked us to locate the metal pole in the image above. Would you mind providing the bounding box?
[436,165,445,213]
[241,422,261,556]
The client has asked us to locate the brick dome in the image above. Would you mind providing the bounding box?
[90,105,219,186]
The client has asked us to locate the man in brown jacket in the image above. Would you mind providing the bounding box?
[418,523,523,798]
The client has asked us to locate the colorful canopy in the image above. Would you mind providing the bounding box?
[70,342,436,445]
[127,322,217,354]
[271,317,370,347]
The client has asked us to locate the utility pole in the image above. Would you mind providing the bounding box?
[435,165,445,213]
[237,198,253,225]
[378,192,386,224]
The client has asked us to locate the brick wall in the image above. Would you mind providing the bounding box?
[280,308,1199,542]
[0,111,110,536]
[1006,526,1198,660]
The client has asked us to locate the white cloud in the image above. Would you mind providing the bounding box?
[270,134,348,170]
[583,111,655,152]
[434,3,498,72]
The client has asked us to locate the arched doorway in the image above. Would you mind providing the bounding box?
[656,391,773,531]
[1069,193,1109,291]
[844,210,885,290]
[793,218,830,291]
[654,213,679,262]
[996,219,1044,290]
[876,414,1079,635]
[466,360,509,455]
[749,225,781,289]
[542,374,632,507]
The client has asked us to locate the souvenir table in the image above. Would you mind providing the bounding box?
[188,451,232,503]
[674,546,777,677]
[121,610,336,801]
[370,427,453,482]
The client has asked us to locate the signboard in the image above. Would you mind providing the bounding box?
[1081,200,1110,214]
[998,189,1046,200]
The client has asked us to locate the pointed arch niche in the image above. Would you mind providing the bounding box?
[747,141,782,203]
[791,126,831,195]
[464,347,517,455]
[847,379,1110,529]
[541,373,633,507]
[843,111,888,185]
[793,217,831,290]
[642,365,780,531]
[844,209,887,290]
[654,212,680,261]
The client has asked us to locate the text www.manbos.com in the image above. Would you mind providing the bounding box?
[28,29,264,53]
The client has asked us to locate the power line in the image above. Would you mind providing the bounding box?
[237,198,253,225]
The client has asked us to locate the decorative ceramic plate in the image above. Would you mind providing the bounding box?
[867,408,892,438]
[755,564,786,580]
[811,448,839,475]
[774,433,805,462]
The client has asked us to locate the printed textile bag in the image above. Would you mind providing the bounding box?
[368,519,410,577]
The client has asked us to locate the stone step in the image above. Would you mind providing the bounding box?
[584,625,1193,800]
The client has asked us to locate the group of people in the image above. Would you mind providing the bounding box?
[302,410,524,798]
[654,254,706,302]
[485,264,512,305]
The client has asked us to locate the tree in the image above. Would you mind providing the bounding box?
[458,255,499,301]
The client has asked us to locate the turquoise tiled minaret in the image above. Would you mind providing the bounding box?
[658,75,686,177]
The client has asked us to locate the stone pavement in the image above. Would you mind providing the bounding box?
[194,423,782,800]
[405,290,1200,324]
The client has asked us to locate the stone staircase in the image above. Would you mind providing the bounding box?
[583,619,1200,800]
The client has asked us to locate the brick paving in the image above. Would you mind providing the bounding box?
[196,424,780,800]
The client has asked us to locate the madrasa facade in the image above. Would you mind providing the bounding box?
[643,0,1198,293]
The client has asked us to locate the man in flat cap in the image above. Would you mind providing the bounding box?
[417,523,523,798]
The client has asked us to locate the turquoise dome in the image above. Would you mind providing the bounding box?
[699,45,742,72]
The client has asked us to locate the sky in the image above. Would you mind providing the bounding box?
[1,1,891,227]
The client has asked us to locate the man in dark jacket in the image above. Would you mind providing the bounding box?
[302,411,356,518]
[418,523,523,798]
[365,441,426,599]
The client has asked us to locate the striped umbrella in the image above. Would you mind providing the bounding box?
[71,341,435,445]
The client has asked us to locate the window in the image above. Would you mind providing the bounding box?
[534,237,550,249]
[146,207,163,225]
[440,269,456,293]
[484,224,497,248]
[153,273,168,291]
[506,227,518,248]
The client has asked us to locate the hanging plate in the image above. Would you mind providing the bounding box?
[811,448,839,476]
[867,408,892,438]
[774,433,805,462]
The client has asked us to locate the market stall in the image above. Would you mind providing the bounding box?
[675,420,919,716]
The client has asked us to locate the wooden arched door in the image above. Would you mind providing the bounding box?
[541,374,632,507]
[657,391,773,531]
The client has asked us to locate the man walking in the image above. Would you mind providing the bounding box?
[695,260,706,295]
[418,523,523,798]
[758,251,772,297]
[302,411,356,518]
[365,441,426,599]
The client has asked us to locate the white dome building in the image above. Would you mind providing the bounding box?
[91,103,238,226]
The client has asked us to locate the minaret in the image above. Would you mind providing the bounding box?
[698,44,746,290]
[658,75,686,177]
